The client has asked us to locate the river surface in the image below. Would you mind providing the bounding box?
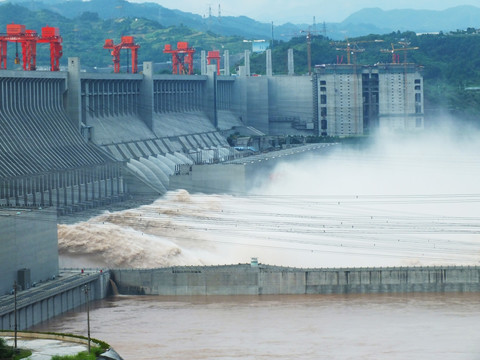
[32,293,480,360]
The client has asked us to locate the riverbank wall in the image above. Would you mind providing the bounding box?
[0,270,110,331]
[111,264,480,296]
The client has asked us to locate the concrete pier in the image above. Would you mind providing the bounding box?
[288,48,294,75]
[266,49,273,77]
[223,50,230,76]
[200,50,207,75]
[244,50,251,76]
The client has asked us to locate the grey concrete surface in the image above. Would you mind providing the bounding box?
[112,265,480,296]
[169,143,339,194]
[0,270,109,331]
[0,208,58,296]
[3,336,87,360]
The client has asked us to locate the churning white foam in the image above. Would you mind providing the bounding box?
[59,128,480,269]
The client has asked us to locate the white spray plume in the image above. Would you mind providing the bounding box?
[59,122,480,268]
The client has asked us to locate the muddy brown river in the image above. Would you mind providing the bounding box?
[31,293,480,359]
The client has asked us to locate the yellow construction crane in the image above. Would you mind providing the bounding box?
[381,42,419,63]
[335,41,363,65]
[282,28,320,75]
[333,39,384,65]
[300,28,321,75]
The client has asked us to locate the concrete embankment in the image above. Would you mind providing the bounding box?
[1,331,123,360]
[0,270,110,331]
[111,264,480,296]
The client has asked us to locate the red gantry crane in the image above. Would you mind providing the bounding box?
[163,41,195,75]
[0,23,37,71]
[103,36,140,73]
[37,26,63,71]
[0,23,63,71]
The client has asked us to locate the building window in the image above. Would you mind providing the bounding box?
[320,80,326,85]
[321,107,327,117]
[415,104,422,113]
[415,93,421,102]
[415,85,421,90]
[320,87,326,92]
[320,95,327,104]
[415,79,421,84]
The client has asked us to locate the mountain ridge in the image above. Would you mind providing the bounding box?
[343,5,480,33]
[3,0,480,39]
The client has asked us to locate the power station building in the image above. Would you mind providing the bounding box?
[315,63,424,136]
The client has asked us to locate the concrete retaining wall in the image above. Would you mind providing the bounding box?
[0,271,110,331]
[169,143,339,194]
[0,331,93,345]
[111,265,480,296]
[268,76,314,135]
[0,209,58,296]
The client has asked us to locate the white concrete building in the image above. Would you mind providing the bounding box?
[315,63,424,136]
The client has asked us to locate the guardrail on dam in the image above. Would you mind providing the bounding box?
[111,265,480,295]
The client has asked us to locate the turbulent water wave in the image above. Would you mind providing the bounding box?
[58,191,223,268]
[58,129,480,269]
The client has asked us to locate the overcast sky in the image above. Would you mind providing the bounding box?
[129,0,479,23]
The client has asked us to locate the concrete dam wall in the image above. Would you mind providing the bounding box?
[111,264,480,296]
[0,57,331,213]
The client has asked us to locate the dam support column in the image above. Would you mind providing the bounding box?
[244,50,251,76]
[288,49,294,76]
[205,65,218,128]
[266,49,273,77]
[201,50,207,75]
[66,57,82,131]
[139,61,154,131]
[223,50,230,76]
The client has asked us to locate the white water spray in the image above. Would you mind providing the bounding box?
[59,127,480,268]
